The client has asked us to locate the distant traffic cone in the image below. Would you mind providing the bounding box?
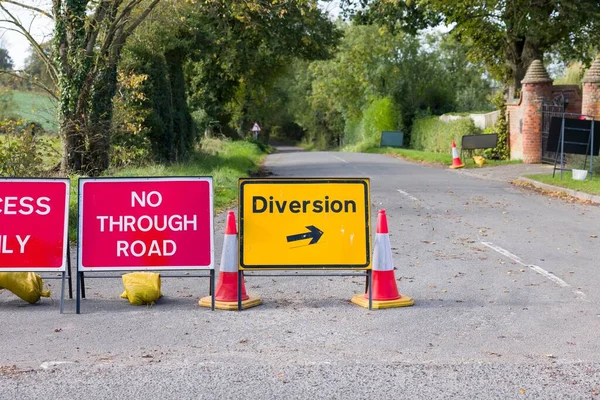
[351,210,414,309]
[449,140,465,169]
[199,211,261,310]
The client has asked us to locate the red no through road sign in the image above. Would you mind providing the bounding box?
[78,177,214,271]
[0,179,69,271]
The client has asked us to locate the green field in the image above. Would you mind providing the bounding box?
[5,90,58,132]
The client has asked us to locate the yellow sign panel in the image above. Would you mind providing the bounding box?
[239,178,371,270]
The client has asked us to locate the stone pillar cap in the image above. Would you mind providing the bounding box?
[521,60,553,84]
[582,54,600,83]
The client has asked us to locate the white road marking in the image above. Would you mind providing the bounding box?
[333,155,348,163]
[40,361,74,369]
[397,189,431,209]
[481,241,587,300]
[397,189,420,202]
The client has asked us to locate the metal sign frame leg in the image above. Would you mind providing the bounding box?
[368,269,373,310]
[210,269,215,311]
[76,271,81,314]
[237,270,243,311]
[60,244,73,314]
[60,271,66,314]
[66,244,73,299]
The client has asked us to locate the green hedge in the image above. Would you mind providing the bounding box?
[410,116,481,153]
[361,97,400,145]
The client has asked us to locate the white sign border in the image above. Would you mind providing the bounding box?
[0,178,69,272]
[78,176,214,271]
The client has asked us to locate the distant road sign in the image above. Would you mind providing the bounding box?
[79,177,214,271]
[239,178,371,270]
[0,179,69,271]
[251,122,262,132]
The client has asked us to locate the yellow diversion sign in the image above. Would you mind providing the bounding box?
[238,178,371,269]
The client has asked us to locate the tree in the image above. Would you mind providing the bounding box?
[342,0,600,98]
[0,47,12,70]
[0,0,160,174]
[23,42,55,90]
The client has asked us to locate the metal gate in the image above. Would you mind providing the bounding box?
[541,94,565,163]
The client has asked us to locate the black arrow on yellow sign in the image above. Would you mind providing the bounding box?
[286,225,323,245]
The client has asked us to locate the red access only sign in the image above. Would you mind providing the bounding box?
[0,179,69,271]
[78,177,214,271]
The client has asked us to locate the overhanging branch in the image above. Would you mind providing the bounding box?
[0,70,58,101]
[0,0,54,20]
[0,3,58,83]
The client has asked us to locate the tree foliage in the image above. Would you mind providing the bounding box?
[279,24,493,148]
[116,0,339,157]
[342,0,600,98]
[0,47,13,70]
[0,0,161,175]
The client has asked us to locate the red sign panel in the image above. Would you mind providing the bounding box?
[78,177,214,271]
[0,179,69,271]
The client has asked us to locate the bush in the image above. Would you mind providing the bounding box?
[411,116,481,153]
[111,72,152,168]
[483,92,509,160]
[0,119,57,176]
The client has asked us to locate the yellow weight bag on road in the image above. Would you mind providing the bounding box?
[0,272,51,304]
[120,272,162,305]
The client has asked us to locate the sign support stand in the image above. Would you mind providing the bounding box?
[551,113,597,179]
[76,271,214,314]
[236,270,373,311]
[59,244,73,314]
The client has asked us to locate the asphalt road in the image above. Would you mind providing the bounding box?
[1,148,600,399]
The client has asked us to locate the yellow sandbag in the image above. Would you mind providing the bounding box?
[0,272,51,304]
[120,272,162,305]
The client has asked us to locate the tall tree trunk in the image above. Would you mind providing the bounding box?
[507,39,542,100]
[165,50,195,162]
[60,115,86,172]
[86,64,118,175]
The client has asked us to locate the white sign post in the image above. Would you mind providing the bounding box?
[251,122,262,140]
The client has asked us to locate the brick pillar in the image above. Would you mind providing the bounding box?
[582,54,600,119]
[520,60,553,164]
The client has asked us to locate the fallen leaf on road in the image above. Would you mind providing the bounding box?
[487,351,501,357]
[520,389,526,394]
[545,354,556,358]
[591,235,598,238]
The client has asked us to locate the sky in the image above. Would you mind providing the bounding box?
[0,0,53,69]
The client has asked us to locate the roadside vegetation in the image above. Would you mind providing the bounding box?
[65,138,267,241]
[365,147,521,168]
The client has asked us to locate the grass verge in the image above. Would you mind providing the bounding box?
[66,138,268,241]
[525,172,600,196]
[365,147,521,168]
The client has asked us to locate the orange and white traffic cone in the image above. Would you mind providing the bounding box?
[351,210,414,309]
[449,140,465,169]
[199,211,261,310]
